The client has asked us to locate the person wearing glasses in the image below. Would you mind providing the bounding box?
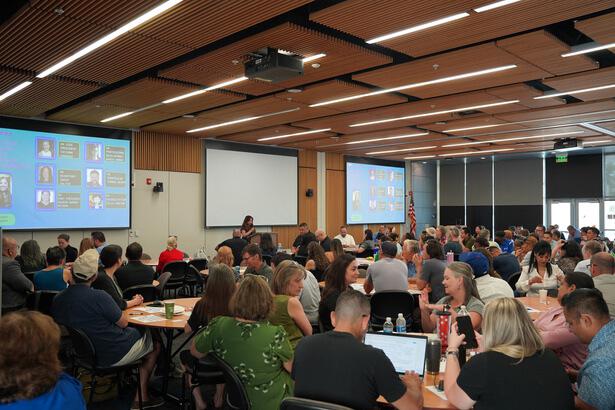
[242,244,273,283]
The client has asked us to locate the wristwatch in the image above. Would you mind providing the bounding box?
[446,349,459,358]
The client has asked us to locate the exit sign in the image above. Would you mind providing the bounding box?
[556,154,568,163]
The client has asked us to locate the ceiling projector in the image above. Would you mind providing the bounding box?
[245,48,303,83]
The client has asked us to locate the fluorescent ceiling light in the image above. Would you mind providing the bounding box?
[162,77,248,104]
[366,146,437,155]
[561,42,615,57]
[366,13,469,44]
[443,109,615,132]
[442,131,585,147]
[309,65,516,107]
[100,111,135,123]
[0,81,32,101]
[534,84,615,99]
[302,53,326,63]
[584,140,612,145]
[257,128,331,142]
[404,155,436,160]
[36,0,182,78]
[345,132,429,145]
[439,148,515,157]
[580,122,615,137]
[474,0,521,13]
[186,108,300,133]
[554,146,583,152]
[350,100,519,128]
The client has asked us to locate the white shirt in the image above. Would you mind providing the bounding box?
[334,233,356,247]
[299,269,321,325]
[573,259,591,276]
[475,275,514,304]
[516,264,563,296]
[593,274,615,319]
[38,150,52,158]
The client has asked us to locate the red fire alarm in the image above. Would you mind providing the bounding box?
[146,178,152,185]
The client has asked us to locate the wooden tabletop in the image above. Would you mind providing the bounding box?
[516,296,560,320]
[126,297,199,329]
[378,382,454,409]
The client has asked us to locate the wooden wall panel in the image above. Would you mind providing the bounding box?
[326,153,345,171]
[347,225,365,243]
[298,149,318,168]
[133,131,201,173]
[326,169,345,237]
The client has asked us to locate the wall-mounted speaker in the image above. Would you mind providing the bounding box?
[305,188,314,197]
[153,182,164,193]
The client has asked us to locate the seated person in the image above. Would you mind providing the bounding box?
[269,261,313,348]
[552,240,583,275]
[460,252,512,304]
[304,242,330,282]
[415,239,447,303]
[334,225,356,248]
[402,239,420,279]
[315,229,331,252]
[242,244,273,282]
[420,261,484,332]
[573,240,603,275]
[15,239,46,273]
[489,245,521,281]
[52,250,161,408]
[590,252,615,319]
[0,311,86,410]
[443,227,463,255]
[319,254,359,332]
[240,215,256,241]
[190,275,293,409]
[2,236,34,314]
[57,233,78,263]
[258,233,277,259]
[364,241,408,294]
[216,229,248,267]
[494,230,514,254]
[292,223,317,257]
[293,290,423,410]
[34,246,71,291]
[562,289,615,410]
[115,242,155,291]
[156,236,185,273]
[327,238,345,262]
[516,241,564,296]
[212,246,234,269]
[535,272,594,371]
[444,298,574,410]
[93,245,143,310]
[355,229,375,256]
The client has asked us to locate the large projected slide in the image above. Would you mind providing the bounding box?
[204,141,298,227]
[0,121,130,230]
[346,158,405,224]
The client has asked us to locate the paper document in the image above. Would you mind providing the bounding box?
[131,315,164,323]
[426,386,448,401]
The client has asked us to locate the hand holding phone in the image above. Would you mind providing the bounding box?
[456,315,478,349]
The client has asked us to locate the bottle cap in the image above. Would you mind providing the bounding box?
[398,313,403,317]
[460,305,466,309]
[386,317,391,321]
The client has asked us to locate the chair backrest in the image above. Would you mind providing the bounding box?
[209,353,251,410]
[369,291,414,329]
[26,290,60,315]
[66,326,97,369]
[507,272,521,290]
[156,271,172,299]
[262,254,272,266]
[281,397,353,410]
[189,258,208,272]
[23,271,37,282]
[163,260,189,281]
[293,255,307,267]
[123,284,157,302]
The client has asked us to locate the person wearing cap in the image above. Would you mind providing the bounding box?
[460,252,512,304]
[364,241,409,294]
[52,250,162,409]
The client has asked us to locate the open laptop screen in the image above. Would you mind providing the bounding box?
[364,332,428,376]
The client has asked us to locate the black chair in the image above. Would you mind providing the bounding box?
[262,254,272,266]
[369,291,414,331]
[189,258,208,272]
[23,271,37,282]
[281,397,353,410]
[65,326,143,408]
[185,265,205,296]
[209,353,251,409]
[123,284,157,302]
[183,354,225,408]
[507,272,521,291]
[161,260,189,297]
[26,290,60,315]
[156,271,172,300]
[293,255,308,267]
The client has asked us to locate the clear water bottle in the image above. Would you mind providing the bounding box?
[383,317,394,333]
[458,305,469,317]
[395,313,406,333]
[446,251,454,264]
[277,243,283,253]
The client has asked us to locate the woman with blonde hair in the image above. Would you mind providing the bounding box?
[419,261,484,332]
[213,246,234,269]
[269,260,312,348]
[0,311,85,409]
[78,237,94,256]
[444,297,574,409]
[156,235,185,273]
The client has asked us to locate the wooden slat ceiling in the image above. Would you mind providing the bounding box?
[310,0,613,57]
[0,0,614,160]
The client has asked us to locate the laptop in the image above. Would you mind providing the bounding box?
[364,332,428,377]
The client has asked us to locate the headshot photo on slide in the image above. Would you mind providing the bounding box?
[86,168,103,188]
[86,142,103,161]
[36,189,55,210]
[37,164,54,185]
[36,138,55,159]
[0,173,12,208]
[88,193,104,209]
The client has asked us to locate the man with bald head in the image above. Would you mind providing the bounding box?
[314,229,331,252]
[2,236,33,314]
[590,252,615,319]
[216,228,248,267]
[292,289,423,409]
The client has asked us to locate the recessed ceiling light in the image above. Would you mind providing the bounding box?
[474,0,521,13]
[100,111,135,123]
[309,65,517,107]
[439,148,515,157]
[366,12,469,44]
[37,0,183,78]
[162,77,248,104]
[441,131,585,147]
[302,53,326,63]
[350,100,519,128]
[257,128,331,142]
[534,84,615,99]
[366,146,437,155]
[561,41,615,57]
[344,132,429,145]
[0,81,32,101]
[186,108,300,133]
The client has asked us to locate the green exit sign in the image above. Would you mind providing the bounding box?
[556,154,568,163]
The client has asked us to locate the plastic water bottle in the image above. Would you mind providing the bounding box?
[395,313,406,333]
[446,251,454,264]
[277,243,283,253]
[373,246,380,261]
[458,305,469,317]
[383,317,394,333]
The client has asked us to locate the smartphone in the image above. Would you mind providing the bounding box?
[456,316,478,349]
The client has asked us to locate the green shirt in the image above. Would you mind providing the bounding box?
[194,316,293,409]
[268,295,304,349]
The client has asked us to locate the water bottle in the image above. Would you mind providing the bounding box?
[458,305,469,317]
[277,243,283,253]
[383,317,394,333]
[395,313,406,333]
[446,251,454,264]
[373,246,380,261]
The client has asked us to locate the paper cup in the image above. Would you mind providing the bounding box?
[164,302,175,319]
[539,289,548,304]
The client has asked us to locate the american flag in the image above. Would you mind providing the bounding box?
[408,191,416,237]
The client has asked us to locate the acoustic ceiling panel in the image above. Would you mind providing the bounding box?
[575,12,615,45]
[541,67,615,102]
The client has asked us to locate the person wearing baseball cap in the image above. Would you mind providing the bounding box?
[364,241,409,294]
[459,251,513,304]
[52,249,163,408]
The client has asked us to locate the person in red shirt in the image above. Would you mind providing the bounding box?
[156,236,185,273]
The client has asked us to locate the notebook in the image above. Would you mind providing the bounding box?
[364,332,428,376]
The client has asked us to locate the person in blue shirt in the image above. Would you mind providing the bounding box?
[34,246,70,291]
[494,231,514,254]
[562,288,615,410]
[0,310,85,410]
